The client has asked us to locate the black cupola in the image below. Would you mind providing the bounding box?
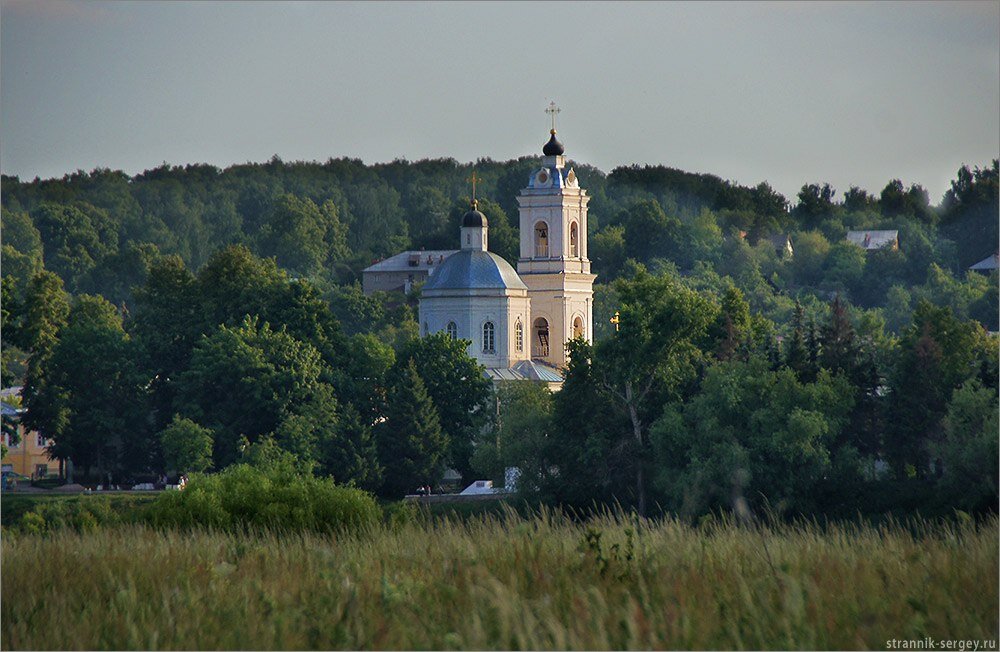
[542,130,565,156]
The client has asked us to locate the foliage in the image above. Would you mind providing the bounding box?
[159,415,214,474]
[650,358,854,516]
[393,333,491,479]
[2,154,997,518]
[932,380,999,511]
[377,359,448,498]
[145,463,381,533]
[471,381,554,492]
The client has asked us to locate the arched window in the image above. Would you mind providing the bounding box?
[534,222,549,258]
[515,319,523,352]
[482,321,495,353]
[532,318,549,358]
[570,222,579,257]
[573,316,584,339]
[446,321,458,339]
[423,322,428,336]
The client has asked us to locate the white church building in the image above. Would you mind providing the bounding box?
[418,121,596,384]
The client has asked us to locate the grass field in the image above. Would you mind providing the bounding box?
[2,508,997,650]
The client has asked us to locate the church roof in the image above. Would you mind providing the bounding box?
[462,208,488,227]
[543,130,565,156]
[484,360,564,383]
[422,249,527,291]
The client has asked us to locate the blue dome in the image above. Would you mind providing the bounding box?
[423,250,527,291]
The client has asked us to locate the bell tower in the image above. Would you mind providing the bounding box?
[516,103,596,368]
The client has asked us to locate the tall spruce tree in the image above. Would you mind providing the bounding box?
[377,359,448,498]
[784,300,810,379]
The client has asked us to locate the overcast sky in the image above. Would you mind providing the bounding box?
[2,1,998,204]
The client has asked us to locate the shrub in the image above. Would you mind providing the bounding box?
[15,497,123,533]
[145,464,381,533]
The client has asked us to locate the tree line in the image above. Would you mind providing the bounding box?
[1,155,996,515]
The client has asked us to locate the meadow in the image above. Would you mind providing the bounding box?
[2,507,997,650]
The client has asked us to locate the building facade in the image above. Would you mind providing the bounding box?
[417,123,595,381]
[1,401,54,479]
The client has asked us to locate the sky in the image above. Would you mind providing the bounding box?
[2,1,998,205]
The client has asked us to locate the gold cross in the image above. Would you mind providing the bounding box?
[610,311,620,332]
[546,101,560,133]
[467,170,480,208]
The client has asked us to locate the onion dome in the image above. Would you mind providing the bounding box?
[462,200,488,227]
[542,129,565,156]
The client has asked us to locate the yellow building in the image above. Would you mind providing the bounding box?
[1,402,54,479]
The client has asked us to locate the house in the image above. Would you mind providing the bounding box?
[766,234,794,258]
[362,250,458,295]
[1,400,55,479]
[969,252,998,274]
[846,230,899,251]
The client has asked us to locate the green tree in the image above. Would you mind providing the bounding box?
[30,295,148,480]
[472,381,554,493]
[620,199,681,263]
[176,316,331,469]
[18,271,71,465]
[589,269,717,514]
[590,225,627,279]
[932,380,999,510]
[160,415,214,474]
[319,402,382,491]
[790,231,831,286]
[257,194,348,276]
[394,333,490,481]
[794,183,837,229]
[824,241,867,291]
[377,359,447,498]
[650,358,854,516]
[884,302,983,477]
[31,202,118,291]
[784,300,811,379]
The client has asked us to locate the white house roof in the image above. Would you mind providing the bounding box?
[969,253,999,271]
[362,250,458,274]
[846,230,898,250]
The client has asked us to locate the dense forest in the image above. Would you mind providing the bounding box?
[1,155,997,516]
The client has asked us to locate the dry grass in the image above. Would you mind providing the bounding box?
[2,509,997,650]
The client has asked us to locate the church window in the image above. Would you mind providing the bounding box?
[532,318,549,358]
[570,222,579,257]
[573,316,584,339]
[423,322,428,336]
[482,322,495,354]
[446,321,458,339]
[534,222,549,258]
[515,319,523,352]
[466,234,471,245]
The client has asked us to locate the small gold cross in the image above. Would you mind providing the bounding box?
[467,170,480,208]
[610,311,620,331]
[546,101,561,133]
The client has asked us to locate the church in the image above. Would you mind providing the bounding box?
[417,116,596,384]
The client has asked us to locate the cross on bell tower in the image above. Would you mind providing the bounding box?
[546,101,561,134]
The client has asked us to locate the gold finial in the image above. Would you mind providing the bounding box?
[467,170,480,209]
[610,311,620,332]
[546,101,561,134]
